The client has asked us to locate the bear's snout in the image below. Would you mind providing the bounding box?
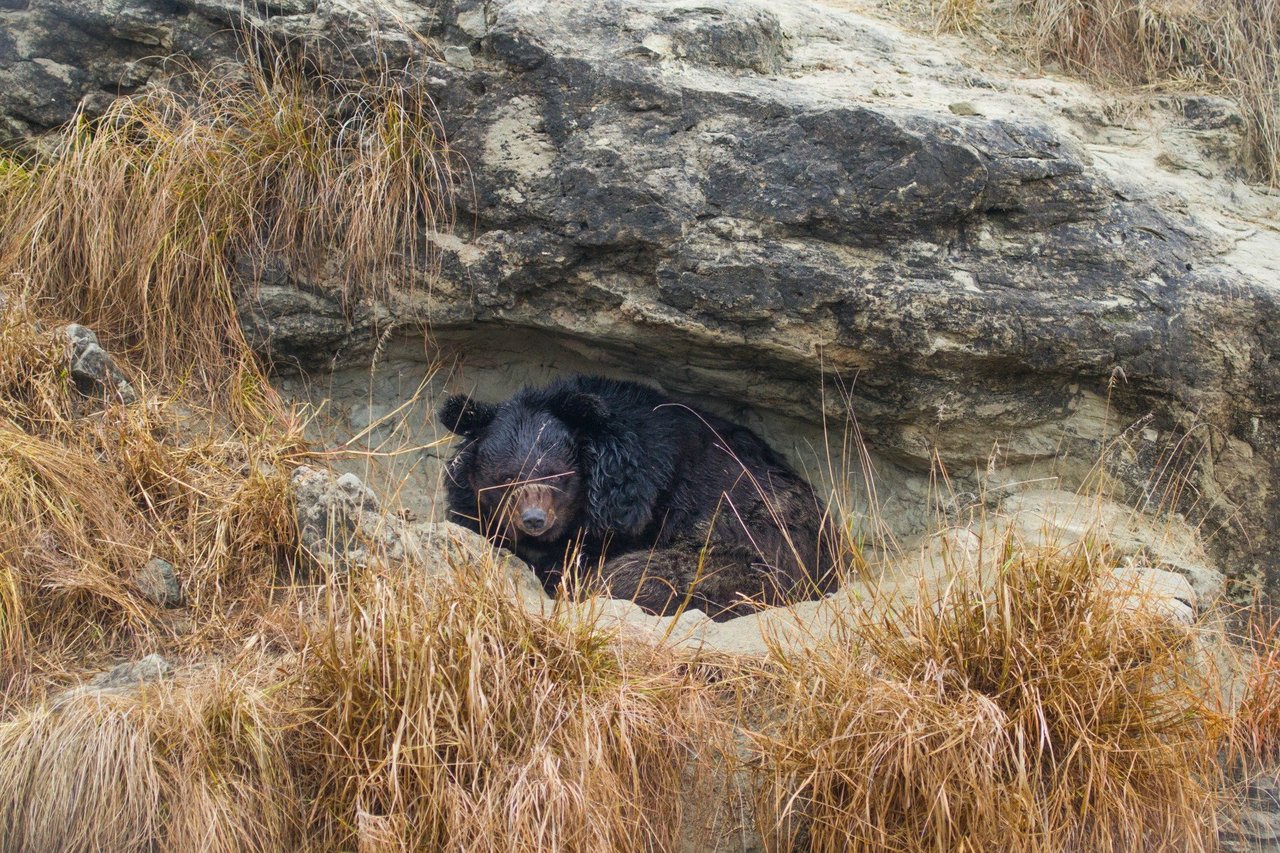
[510,484,559,537]
[520,507,547,533]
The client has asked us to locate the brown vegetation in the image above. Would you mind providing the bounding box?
[2,39,1280,853]
[750,536,1232,852]
[0,53,456,392]
[929,0,1280,184]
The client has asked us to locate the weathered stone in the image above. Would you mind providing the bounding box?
[4,0,1278,596]
[134,557,183,608]
[88,653,172,688]
[443,45,474,70]
[1104,565,1197,626]
[62,323,137,404]
[1001,489,1226,602]
[291,464,424,574]
[414,520,548,605]
[456,5,487,39]
[1222,772,1280,853]
[54,653,174,705]
[237,285,360,372]
[290,462,547,593]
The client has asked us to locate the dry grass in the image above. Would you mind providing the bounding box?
[1231,610,1280,765]
[0,292,307,707]
[0,555,729,852]
[1025,0,1278,181]
[0,52,456,393]
[923,0,1280,184]
[294,559,724,852]
[749,535,1230,852]
[0,38,456,705]
[0,658,303,852]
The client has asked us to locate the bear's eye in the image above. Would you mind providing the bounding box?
[536,471,575,491]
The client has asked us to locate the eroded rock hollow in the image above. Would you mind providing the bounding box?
[4,0,1278,593]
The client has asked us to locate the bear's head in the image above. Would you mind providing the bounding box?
[437,388,611,545]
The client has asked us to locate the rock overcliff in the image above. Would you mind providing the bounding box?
[2,0,1277,590]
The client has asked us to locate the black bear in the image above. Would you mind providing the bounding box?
[438,375,840,621]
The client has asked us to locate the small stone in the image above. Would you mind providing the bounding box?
[134,557,183,608]
[53,653,174,705]
[89,654,172,689]
[456,7,487,38]
[444,45,475,71]
[62,323,137,404]
[948,101,981,116]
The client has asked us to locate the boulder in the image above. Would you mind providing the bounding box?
[291,464,546,597]
[1103,565,1198,627]
[291,464,424,574]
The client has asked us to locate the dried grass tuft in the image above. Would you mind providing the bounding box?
[750,535,1229,852]
[1231,610,1280,765]
[0,52,456,396]
[0,660,302,853]
[293,558,725,852]
[924,0,1279,184]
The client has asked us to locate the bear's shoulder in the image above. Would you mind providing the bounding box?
[551,375,670,410]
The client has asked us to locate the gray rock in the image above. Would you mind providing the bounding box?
[290,466,549,599]
[443,45,475,71]
[456,6,488,38]
[88,653,171,688]
[1222,772,1280,853]
[237,284,358,372]
[291,464,423,574]
[54,653,173,705]
[62,323,137,404]
[4,0,1279,595]
[1105,566,1197,627]
[234,255,394,372]
[134,557,183,607]
[413,520,548,605]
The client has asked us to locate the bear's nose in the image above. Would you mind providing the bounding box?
[520,507,547,533]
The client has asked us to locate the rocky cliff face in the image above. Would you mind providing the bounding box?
[3,0,1278,590]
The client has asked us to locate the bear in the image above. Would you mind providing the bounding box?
[437,375,841,621]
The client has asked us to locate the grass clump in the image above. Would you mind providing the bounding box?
[0,399,305,703]
[0,290,307,707]
[0,37,455,702]
[1231,610,1280,765]
[750,535,1228,852]
[295,558,724,852]
[923,0,1280,185]
[0,53,455,393]
[1025,0,1278,181]
[0,552,730,851]
[0,660,302,852]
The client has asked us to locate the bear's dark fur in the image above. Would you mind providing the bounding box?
[438,375,840,621]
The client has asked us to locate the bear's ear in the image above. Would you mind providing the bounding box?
[438,394,497,438]
[547,391,610,433]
